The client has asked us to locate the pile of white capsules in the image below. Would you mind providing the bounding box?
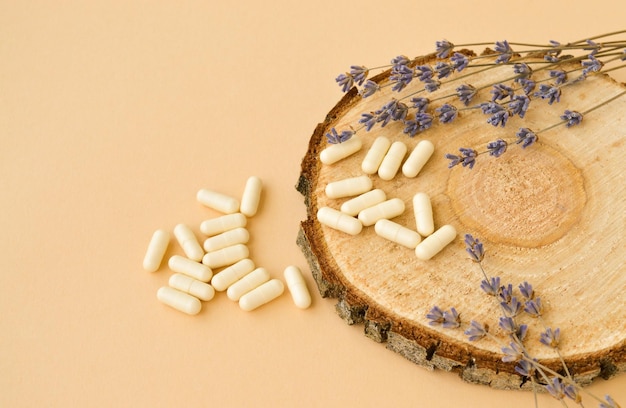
[143,176,311,315]
[317,136,456,260]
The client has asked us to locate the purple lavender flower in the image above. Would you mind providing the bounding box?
[444,153,461,168]
[564,384,581,403]
[360,80,380,98]
[358,112,377,131]
[490,83,514,102]
[498,316,517,334]
[487,107,511,127]
[450,52,469,72]
[403,112,433,137]
[350,65,369,86]
[486,139,507,157]
[436,103,458,124]
[435,61,453,79]
[480,102,502,114]
[436,39,454,58]
[410,97,430,113]
[513,63,533,79]
[335,73,354,92]
[516,324,528,342]
[550,69,567,85]
[458,147,477,168]
[501,341,524,362]
[515,359,536,377]
[480,276,500,296]
[456,84,477,106]
[508,94,530,118]
[584,39,601,56]
[582,55,604,75]
[600,395,621,408]
[501,297,522,317]
[424,79,441,93]
[539,327,561,348]
[561,109,583,127]
[415,65,434,81]
[442,307,461,328]
[498,283,513,304]
[374,99,402,127]
[518,282,534,300]
[494,40,513,64]
[545,377,566,400]
[524,297,543,317]
[391,101,409,121]
[391,55,410,67]
[516,127,538,148]
[517,78,536,95]
[464,234,484,262]
[464,320,488,341]
[325,128,354,144]
[534,84,561,104]
[426,305,445,326]
[390,64,414,92]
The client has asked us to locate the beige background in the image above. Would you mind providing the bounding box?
[1,1,625,407]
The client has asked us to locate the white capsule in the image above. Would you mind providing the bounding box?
[378,141,407,181]
[317,206,362,235]
[415,224,457,260]
[340,189,387,217]
[325,175,372,199]
[197,188,240,214]
[227,267,271,301]
[168,255,213,282]
[143,229,170,272]
[202,243,249,269]
[211,258,256,292]
[169,273,215,301]
[402,140,434,178]
[240,176,263,217]
[157,286,201,315]
[200,213,247,236]
[358,198,405,227]
[283,265,311,309]
[413,192,434,237]
[320,137,362,165]
[173,224,204,262]
[203,227,249,252]
[239,279,285,311]
[374,219,422,249]
[362,136,391,174]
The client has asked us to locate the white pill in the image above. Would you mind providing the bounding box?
[197,188,240,214]
[227,267,271,301]
[211,258,256,292]
[402,140,434,178]
[413,192,434,237]
[202,243,249,269]
[320,137,362,165]
[362,136,391,174]
[375,219,422,249]
[283,265,311,309]
[340,189,387,217]
[239,279,285,311]
[415,224,457,260]
[358,198,405,226]
[173,224,204,262]
[157,286,201,315]
[378,141,407,180]
[200,213,247,236]
[169,273,215,301]
[168,255,213,282]
[325,175,372,199]
[317,206,362,235]
[240,176,263,217]
[203,227,249,252]
[143,229,170,272]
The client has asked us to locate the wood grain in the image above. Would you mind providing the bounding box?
[297,53,626,389]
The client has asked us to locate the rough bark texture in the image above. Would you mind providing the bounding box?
[296,53,626,389]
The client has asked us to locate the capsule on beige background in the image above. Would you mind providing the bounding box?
[239,279,285,311]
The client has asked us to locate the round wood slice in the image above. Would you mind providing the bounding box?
[296,52,626,389]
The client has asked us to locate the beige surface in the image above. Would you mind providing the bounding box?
[1,1,625,407]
